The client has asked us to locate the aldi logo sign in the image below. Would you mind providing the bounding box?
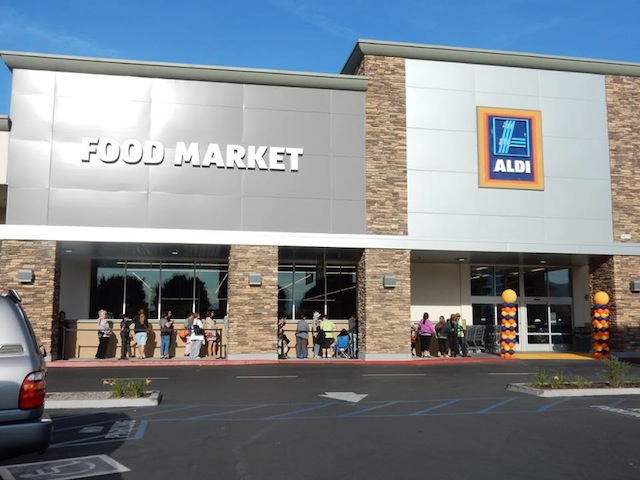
[477,107,543,190]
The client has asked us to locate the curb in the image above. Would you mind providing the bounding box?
[45,391,162,409]
[506,383,640,397]
[46,357,504,368]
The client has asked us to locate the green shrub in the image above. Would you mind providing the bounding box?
[600,356,631,387]
[103,378,151,398]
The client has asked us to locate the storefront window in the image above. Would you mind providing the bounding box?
[495,267,520,295]
[91,259,228,320]
[126,262,160,319]
[472,304,495,325]
[548,268,571,297]
[524,267,547,297]
[92,260,125,318]
[279,247,359,320]
[471,266,494,296]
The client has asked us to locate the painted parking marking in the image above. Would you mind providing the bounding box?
[236,375,298,379]
[592,405,640,419]
[51,420,148,448]
[101,376,169,381]
[0,455,129,480]
[476,398,517,413]
[410,399,460,416]
[535,398,571,412]
[266,402,336,419]
[341,401,399,417]
[362,373,426,377]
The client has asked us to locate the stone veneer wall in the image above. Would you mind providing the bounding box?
[353,55,411,358]
[603,75,640,352]
[355,55,407,235]
[606,75,640,242]
[590,255,640,352]
[357,249,411,358]
[227,245,278,359]
[0,240,60,356]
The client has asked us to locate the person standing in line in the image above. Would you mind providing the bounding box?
[203,310,218,358]
[183,313,194,357]
[190,312,205,359]
[95,309,111,359]
[319,314,335,358]
[295,314,309,359]
[56,310,68,360]
[119,314,134,360]
[417,312,435,358]
[134,311,150,359]
[451,314,470,357]
[159,310,174,359]
[447,314,458,357]
[435,315,449,358]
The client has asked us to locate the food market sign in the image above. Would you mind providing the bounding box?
[81,137,303,172]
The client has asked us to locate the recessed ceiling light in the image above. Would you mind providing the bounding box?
[64,249,73,253]
[539,260,547,264]
[171,251,179,255]
[457,257,466,262]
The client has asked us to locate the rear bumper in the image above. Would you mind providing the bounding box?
[0,412,53,460]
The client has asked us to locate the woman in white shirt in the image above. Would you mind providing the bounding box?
[190,312,205,359]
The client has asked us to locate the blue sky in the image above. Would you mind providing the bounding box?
[0,0,639,114]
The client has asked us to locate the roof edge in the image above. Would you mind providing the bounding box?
[342,39,640,77]
[0,51,368,92]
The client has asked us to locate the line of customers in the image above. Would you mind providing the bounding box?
[278,312,358,359]
[93,308,225,360]
[412,312,470,358]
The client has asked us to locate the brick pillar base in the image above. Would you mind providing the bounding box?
[227,245,278,360]
[590,255,640,353]
[357,248,411,360]
[0,240,60,358]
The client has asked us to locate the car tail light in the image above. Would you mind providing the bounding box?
[19,371,46,410]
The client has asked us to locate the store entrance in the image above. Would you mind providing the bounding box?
[520,299,573,351]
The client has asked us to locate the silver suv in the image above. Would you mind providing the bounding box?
[0,290,52,460]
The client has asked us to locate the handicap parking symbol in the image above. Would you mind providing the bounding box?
[0,455,129,480]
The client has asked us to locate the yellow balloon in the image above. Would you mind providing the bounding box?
[593,291,609,305]
[502,289,518,304]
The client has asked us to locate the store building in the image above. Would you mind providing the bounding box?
[0,40,639,360]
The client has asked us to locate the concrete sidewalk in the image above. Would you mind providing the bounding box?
[45,352,601,368]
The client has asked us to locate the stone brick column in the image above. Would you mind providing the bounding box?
[355,55,407,235]
[604,75,640,353]
[590,255,640,352]
[0,240,60,358]
[227,245,278,360]
[357,248,411,360]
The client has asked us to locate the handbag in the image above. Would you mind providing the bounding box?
[179,328,190,341]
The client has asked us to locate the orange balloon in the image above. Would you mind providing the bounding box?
[502,289,518,303]
[593,291,609,305]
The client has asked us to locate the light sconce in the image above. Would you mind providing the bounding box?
[18,269,34,284]
[248,273,262,286]
[383,275,396,289]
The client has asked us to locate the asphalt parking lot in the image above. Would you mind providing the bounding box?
[2,360,640,480]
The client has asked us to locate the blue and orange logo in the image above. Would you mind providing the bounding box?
[477,107,543,190]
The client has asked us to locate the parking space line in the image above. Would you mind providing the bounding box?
[341,401,398,417]
[362,374,426,377]
[410,399,460,416]
[266,402,336,419]
[237,375,298,379]
[191,404,271,419]
[535,398,571,412]
[476,398,516,413]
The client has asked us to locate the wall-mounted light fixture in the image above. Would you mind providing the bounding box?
[18,269,34,284]
[630,280,640,293]
[248,273,262,286]
[383,275,396,289]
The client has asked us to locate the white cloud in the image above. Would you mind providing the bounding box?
[271,0,357,39]
[0,6,120,57]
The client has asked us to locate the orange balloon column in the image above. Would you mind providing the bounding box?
[592,291,610,359]
[500,289,518,359]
